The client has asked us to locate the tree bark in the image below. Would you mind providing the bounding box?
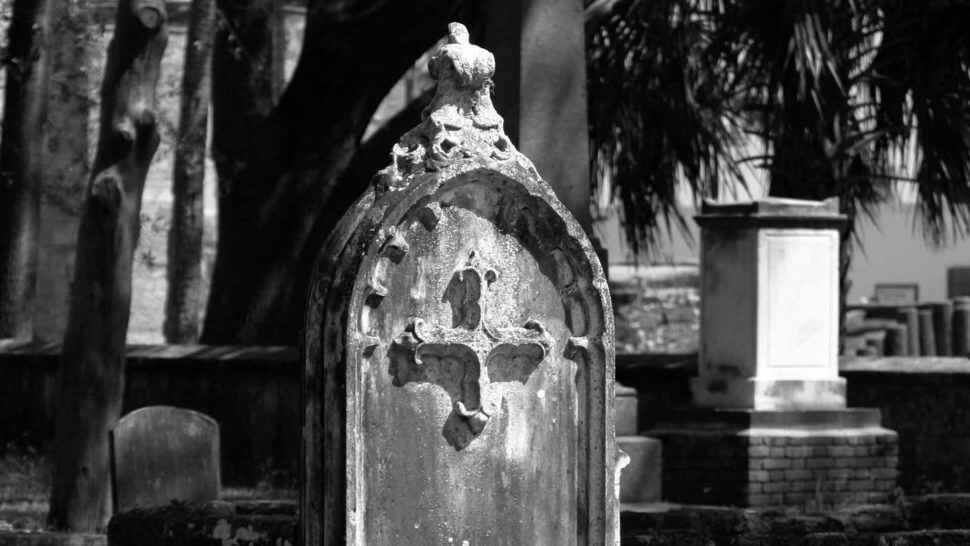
[41,0,94,214]
[164,0,215,343]
[48,0,168,531]
[36,0,94,342]
[0,0,51,340]
[202,0,483,345]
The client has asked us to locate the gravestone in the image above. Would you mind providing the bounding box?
[303,23,619,545]
[947,266,970,298]
[954,297,970,356]
[110,406,220,512]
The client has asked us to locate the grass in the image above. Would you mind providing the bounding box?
[0,445,49,531]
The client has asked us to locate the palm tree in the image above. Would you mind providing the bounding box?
[587,0,970,257]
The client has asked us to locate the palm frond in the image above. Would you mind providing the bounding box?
[588,0,746,255]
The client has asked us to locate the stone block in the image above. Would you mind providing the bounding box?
[749,445,770,457]
[764,458,792,470]
[619,436,662,504]
[807,458,835,469]
[616,384,639,435]
[785,469,812,481]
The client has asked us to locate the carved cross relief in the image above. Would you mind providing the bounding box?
[389,251,552,450]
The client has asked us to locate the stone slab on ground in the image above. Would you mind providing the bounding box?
[107,501,296,546]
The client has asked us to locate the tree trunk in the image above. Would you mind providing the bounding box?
[36,0,94,342]
[41,0,94,212]
[0,0,51,340]
[48,0,168,531]
[201,0,286,345]
[164,0,215,343]
[201,0,483,345]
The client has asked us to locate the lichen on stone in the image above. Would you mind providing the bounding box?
[377,22,524,191]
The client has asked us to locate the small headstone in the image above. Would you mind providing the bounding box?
[947,267,970,298]
[111,406,220,512]
[931,301,954,356]
[302,23,619,545]
[899,306,921,356]
[883,322,908,356]
[917,305,938,356]
[953,297,970,356]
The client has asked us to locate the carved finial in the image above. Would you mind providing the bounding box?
[377,22,522,190]
[448,22,469,45]
[428,22,495,89]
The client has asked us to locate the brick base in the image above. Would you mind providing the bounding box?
[648,410,899,508]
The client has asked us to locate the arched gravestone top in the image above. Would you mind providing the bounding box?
[110,406,220,512]
[303,23,618,546]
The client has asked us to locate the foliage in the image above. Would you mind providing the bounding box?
[588,0,970,251]
[588,0,747,253]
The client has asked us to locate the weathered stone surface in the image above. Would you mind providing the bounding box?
[302,23,617,545]
[111,406,219,512]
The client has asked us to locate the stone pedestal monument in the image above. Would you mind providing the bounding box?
[302,24,619,545]
[692,198,847,409]
[649,198,899,508]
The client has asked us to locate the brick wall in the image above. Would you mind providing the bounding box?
[653,429,898,508]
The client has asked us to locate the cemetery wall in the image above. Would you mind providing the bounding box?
[619,354,970,497]
[842,358,970,495]
[1,346,966,494]
[0,345,299,487]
